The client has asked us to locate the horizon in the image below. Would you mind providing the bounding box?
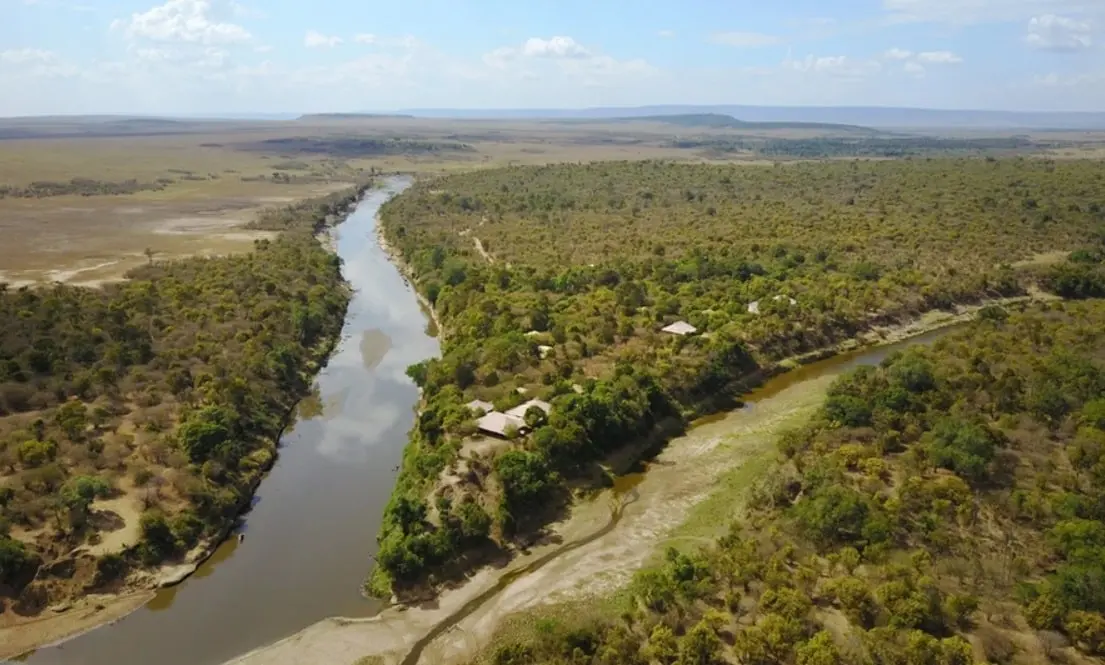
[7,103,1105,121]
[4,0,1104,116]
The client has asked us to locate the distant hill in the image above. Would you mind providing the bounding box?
[565,112,877,134]
[296,113,415,121]
[397,105,1105,130]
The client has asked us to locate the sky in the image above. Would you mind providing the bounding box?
[2,0,1103,116]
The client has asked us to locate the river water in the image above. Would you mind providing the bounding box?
[24,177,437,665]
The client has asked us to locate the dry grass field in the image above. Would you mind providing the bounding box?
[0,116,709,286]
[3,114,1105,288]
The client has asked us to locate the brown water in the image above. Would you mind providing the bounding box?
[24,177,438,665]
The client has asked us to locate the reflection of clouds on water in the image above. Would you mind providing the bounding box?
[360,329,391,371]
[312,371,416,463]
[304,176,436,464]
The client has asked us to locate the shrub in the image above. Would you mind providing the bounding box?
[18,439,56,467]
[793,485,886,548]
[491,643,535,665]
[677,618,725,665]
[0,535,36,586]
[1065,610,1105,655]
[824,394,873,428]
[925,418,997,481]
[796,631,843,665]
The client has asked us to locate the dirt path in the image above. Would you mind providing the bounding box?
[457,228,493,264]
[471,236,493,264]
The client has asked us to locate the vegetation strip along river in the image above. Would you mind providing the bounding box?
[223,324,960,665]
[20,177,438,665]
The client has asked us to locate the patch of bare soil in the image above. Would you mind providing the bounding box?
[84,494,144,558]
[0,182,348,286]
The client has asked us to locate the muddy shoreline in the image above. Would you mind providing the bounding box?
[0,191,365,662]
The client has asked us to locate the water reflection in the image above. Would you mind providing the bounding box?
[360,329,391,371]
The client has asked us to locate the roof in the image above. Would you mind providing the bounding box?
[661,320,698,335]
[476,411,525,437]
[748,296,796,315]
[466,400,495,414]
[505,399,553,420]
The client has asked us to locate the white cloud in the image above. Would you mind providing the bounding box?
[884,48,914,60]
[657,29,675,38]
[917,50,963,63]
[0,48,57,64]
[228,1,264,19]
[480,36,655,86]
[904,61,926,76]
[0,48,78,78]
[112,0,251,45]
[305,30,343,49]
[1026,14,1094,50]
[786,54,882,78]
[522,36,591,58]
[710,31,782,48]
[1033,71,1103,86]
[354,33,376,44]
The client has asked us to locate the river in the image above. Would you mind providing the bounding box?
[23,177,436,665]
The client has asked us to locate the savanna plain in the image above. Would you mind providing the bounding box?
[4,112,1105,665]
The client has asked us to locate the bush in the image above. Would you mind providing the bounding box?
[0,535,37,586]
[793,485,886,548]
[824,394,873,428]
[825,576,878,627]
[1065,610,1105,655]
[94,553,127,585]
[796,631,843,665]
[677,619,725,665]
[18,439,56,467]
[925,418,997,481]
[495,450,560,527]
[491,643,535,665]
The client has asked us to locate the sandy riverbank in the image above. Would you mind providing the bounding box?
[0,592,155,661]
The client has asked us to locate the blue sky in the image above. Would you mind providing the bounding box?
[2,0,1103,115]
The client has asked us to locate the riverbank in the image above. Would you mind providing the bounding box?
[219,293,1042,665]
[0,186,369,662]
[374,221,444,342]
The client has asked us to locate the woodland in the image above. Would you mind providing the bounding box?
[369,158,1105,598]
[0,185,366,611]
[476,300,1105,665]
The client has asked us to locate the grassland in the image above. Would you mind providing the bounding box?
[3,114,1103,288]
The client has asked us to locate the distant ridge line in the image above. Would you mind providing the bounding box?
[392,105,1105,129]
